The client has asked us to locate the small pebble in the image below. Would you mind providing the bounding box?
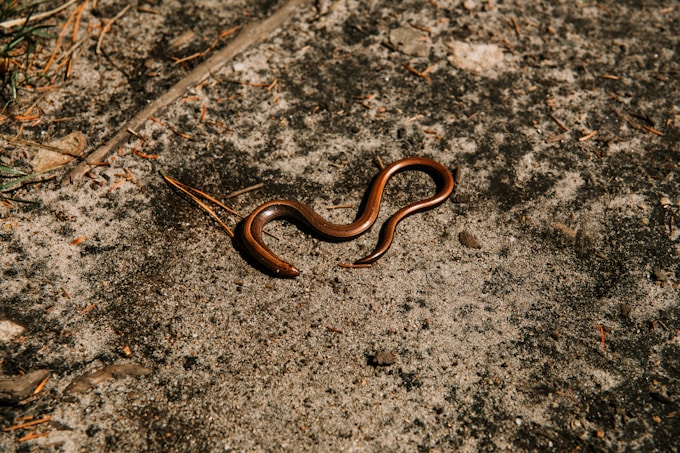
[459,230,482,249]
[620,303,631,318]
[454,167,463,185]
[389,27,429,57]
[463,0,477,11]
[0,320,25,342]
[372,351,397,366]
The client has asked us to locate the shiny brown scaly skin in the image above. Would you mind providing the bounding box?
[241,157,455,277]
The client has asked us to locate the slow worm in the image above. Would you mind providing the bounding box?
[241,156,455,277]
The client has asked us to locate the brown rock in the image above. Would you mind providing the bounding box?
[459,230,482,249]
[371,351,397,367]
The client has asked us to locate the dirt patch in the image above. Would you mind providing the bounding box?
[1,0,679,451]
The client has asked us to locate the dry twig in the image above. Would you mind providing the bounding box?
[64,0,309,185]
[95,4,131,55]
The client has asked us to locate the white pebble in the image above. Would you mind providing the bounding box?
[0,320,25,342]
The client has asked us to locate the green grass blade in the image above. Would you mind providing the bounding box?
[0,164,27,177]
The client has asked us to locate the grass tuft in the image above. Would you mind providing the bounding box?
[0,1,54,108]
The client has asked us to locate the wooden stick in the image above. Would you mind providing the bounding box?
[63,0,309,185]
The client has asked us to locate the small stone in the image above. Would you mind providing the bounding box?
[371,351,397,366]
[447,41,504,74]
[454,167,463,185]
[620,303,631,318]
[0,320,25,342]
[463,0,477,11]
[459,230,481,249]
[389,27,429,57]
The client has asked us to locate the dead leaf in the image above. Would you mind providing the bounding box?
[31,131,87,172]
[65,364,152,394]
[0,370,51,404]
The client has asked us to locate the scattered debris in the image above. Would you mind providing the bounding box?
[63,0,308,184]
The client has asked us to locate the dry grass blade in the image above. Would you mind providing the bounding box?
[41,1,80,75]
[1,167,60,193]
[161,172,234,237]
[95,4,131,55]
[0,0,78,30]
[225,182,264,199]
[0,133,82,156]
[162,172,241,218]
[161,173,281,242]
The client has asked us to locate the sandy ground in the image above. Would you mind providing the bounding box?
[1,0,679,451]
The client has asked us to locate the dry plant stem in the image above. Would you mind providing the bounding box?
[164,174,241,218]
[95,4,131,55]
[73,1,88,42]
[163,174,279,241]
[3,416,52,431]
[0,0,79,30]
[0,134,76,155]
[67,0,89,77]
[161,173,235,237]
[55,34,91,67]
[63,0,310,185]
[42,5,79,75]
[225,182,264,199]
